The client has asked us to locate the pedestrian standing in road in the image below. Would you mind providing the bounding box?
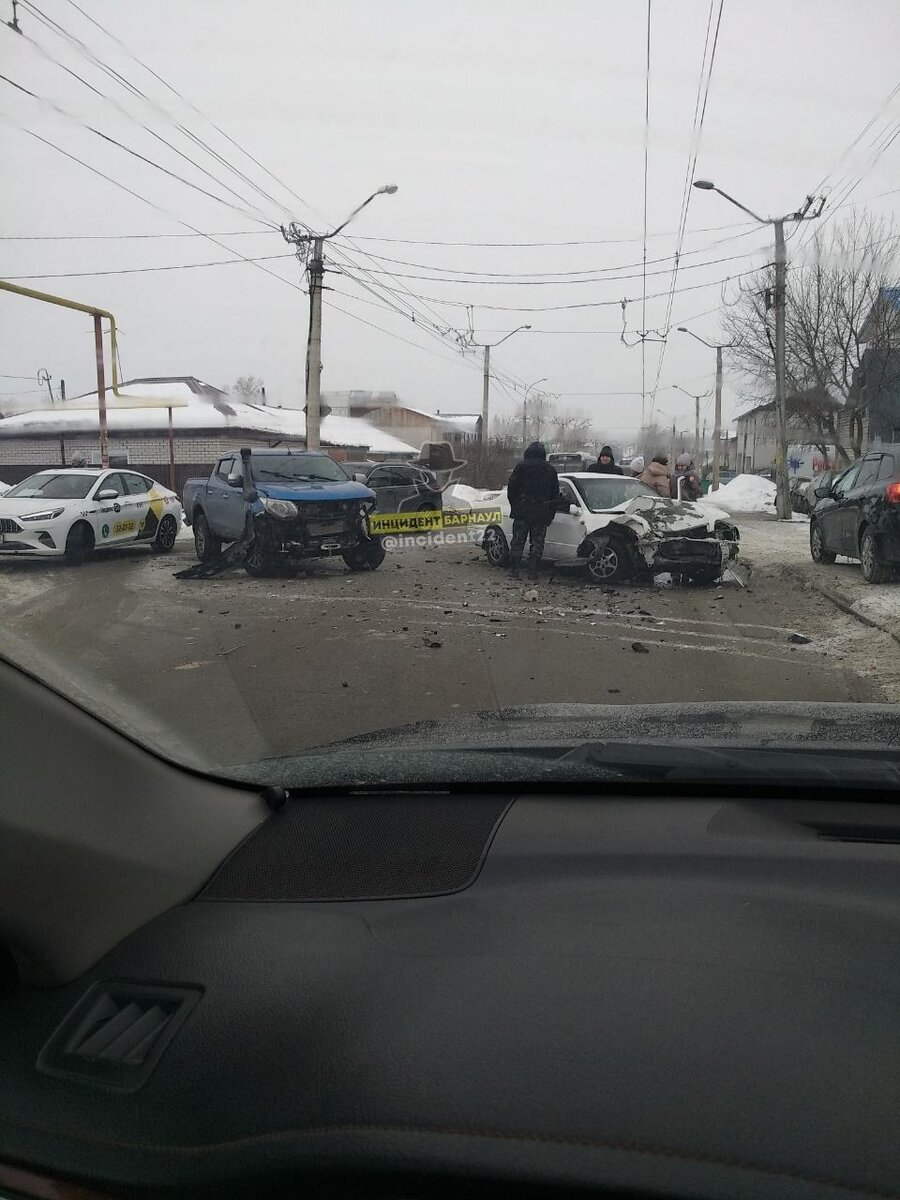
[506,441,561,578]
[588,445,623,475]
[639,455,672,497]
[629,455,645,478]
[671,453,702,501]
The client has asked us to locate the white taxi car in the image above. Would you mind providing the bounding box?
[0,468,182,564]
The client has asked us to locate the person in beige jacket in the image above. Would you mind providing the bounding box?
[639,455,672,498]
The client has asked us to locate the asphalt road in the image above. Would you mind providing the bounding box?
[0,520,890,773]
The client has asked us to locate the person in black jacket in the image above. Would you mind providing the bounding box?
[588,445,623,475]
[506,441,561,577]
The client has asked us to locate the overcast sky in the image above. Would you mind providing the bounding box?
[2,0,898,443]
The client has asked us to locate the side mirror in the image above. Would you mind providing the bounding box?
[226,472,243,487]
[569,504,580,516]
[96,488,118,501]
[814,485,831,499]
[354,472,368,483]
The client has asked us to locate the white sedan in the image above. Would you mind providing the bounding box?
[479,472,740,584]
[0,468,182,565]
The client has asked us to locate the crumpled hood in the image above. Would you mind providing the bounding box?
[255,480,375,503]
[588,494,726,534]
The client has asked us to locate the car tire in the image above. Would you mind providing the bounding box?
[585,533,633,584]
[193,512,221,563]
[244,539,278,577]
[64,522,94,566]
[152,514,179,553]
[859,527,893,584]
[809,520,836,565]
[483,526,510,567]
[342,538,386,571]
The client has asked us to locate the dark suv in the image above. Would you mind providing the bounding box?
[362,462,443,514]
[809,449,900,583]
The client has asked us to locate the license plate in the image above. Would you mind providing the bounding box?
[320,538,341,549]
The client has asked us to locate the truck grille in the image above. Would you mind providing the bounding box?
[0,518,22,533]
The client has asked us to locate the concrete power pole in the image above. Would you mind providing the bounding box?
[281,185,398,453]
[481,344,490,444]
[305,236,324,451]
[713,344,723,492]
[773,218,790,520]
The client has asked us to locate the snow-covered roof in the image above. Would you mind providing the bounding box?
[0,390,418,455]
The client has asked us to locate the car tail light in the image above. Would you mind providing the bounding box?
[886,481,900,504]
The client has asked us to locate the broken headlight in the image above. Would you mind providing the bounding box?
[261,498,298,520]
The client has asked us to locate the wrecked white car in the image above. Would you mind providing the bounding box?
[479,472,739,584]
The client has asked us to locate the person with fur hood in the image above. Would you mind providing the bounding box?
[638,454,672,498]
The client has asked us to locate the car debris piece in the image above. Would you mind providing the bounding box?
[787,633,812,645]
[631,641,650,653]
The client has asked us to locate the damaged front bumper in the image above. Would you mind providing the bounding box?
[646,523,740,573]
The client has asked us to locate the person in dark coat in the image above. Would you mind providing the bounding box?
[588,445,623,475]
[506,441,560,577]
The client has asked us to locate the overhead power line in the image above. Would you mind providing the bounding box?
[4,253,296,280]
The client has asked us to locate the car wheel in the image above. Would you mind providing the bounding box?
[483,526,510,567]
[859,527,893,584]
[342,539,386,571]
[152,514,179,553]
[64,522,94,566]
[244,539,277,577]
[810,520,836,565]
[585,533,633,584]
[193,512,221,563]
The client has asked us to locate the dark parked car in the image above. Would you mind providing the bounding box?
[809,450,900,582]
[341,460,377,478]
[362,462,443,514]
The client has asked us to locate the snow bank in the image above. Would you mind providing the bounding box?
[703,473,776,514]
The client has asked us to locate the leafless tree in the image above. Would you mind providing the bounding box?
[231,375,265,398]
[722,211,900,464]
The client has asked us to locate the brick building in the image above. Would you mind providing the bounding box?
[0,377,417,493]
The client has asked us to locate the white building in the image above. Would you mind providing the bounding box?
[0,376,417,491]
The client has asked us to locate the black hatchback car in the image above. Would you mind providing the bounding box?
[809,449,900,582]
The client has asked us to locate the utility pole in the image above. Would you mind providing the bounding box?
[481,343,490,444]
[691,180,824,516]
[469,324,530,444]
[281,185,398,451]
[713,344,723,492]
[521,377,547,449]
[306,236,324,450]
[93,313,109,469]
[772,218,790,520]
[672,383,710,468]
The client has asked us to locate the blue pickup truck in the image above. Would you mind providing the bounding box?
[181,448,382,576]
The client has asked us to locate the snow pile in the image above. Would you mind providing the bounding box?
[443,483,503,509]
[703,473,776,514]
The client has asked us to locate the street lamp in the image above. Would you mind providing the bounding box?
[522,376,547,447]
[282,185,399,450]
[474,324,531,443]
[671,383,711,466]
[676,326,734,492]
[691,179,823,517]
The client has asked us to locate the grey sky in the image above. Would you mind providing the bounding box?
[2,0,898,442]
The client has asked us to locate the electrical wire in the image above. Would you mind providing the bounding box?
[0,229,272,240]
[28,0,301,223]
[342,220,756,248]
[648,0,725,417]
[4,253,296,280]
[9,125,306,296]
[640,0,652,421]
[0,72,277,229]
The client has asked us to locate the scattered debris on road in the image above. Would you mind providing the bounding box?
[631,642,650,653]
[788,633,812,645]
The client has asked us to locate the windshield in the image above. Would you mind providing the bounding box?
[0,1,897,788]
[251,456,349,484]
[5,473,97,500]
[570,477,659,511]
